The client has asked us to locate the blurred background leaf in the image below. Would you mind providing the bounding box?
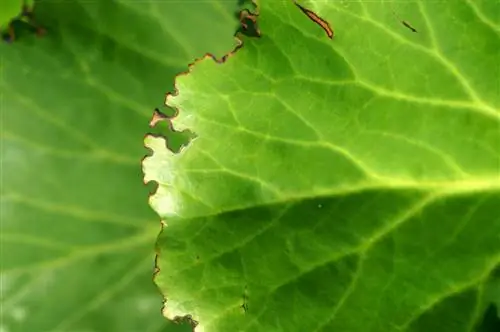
[0,0,23,29]
[0,0,242,330]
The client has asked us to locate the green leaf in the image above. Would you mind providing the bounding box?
[144,0,500,331]
[0,0,23,28]
[0,0,240,331]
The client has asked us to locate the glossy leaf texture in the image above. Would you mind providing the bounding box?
[0,0,240,331]
[144,0,500,331]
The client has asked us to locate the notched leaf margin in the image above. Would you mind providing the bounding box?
[142,1,261,331]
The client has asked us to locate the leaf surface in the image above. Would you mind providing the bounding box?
[0,0,239,331]
[0,0,23,28]
[144,0,500,331]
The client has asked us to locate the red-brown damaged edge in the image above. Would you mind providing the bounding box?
[142,1,261,331]
[295,1,334,39]
[149,108,168,127]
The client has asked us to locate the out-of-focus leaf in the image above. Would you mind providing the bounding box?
[0,0,23,28]
[0,0,240,331]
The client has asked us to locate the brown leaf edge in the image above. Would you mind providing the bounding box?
[141,1,261,331]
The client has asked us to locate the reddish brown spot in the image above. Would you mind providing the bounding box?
[240,10,257,30]
[295,2,334,39]
[36,27,46,37]
[149,108,168,127]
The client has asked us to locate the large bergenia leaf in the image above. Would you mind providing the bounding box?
[0,0,240,331]
[144,0,500,331]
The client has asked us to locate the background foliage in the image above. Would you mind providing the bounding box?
[0,0,240,331]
